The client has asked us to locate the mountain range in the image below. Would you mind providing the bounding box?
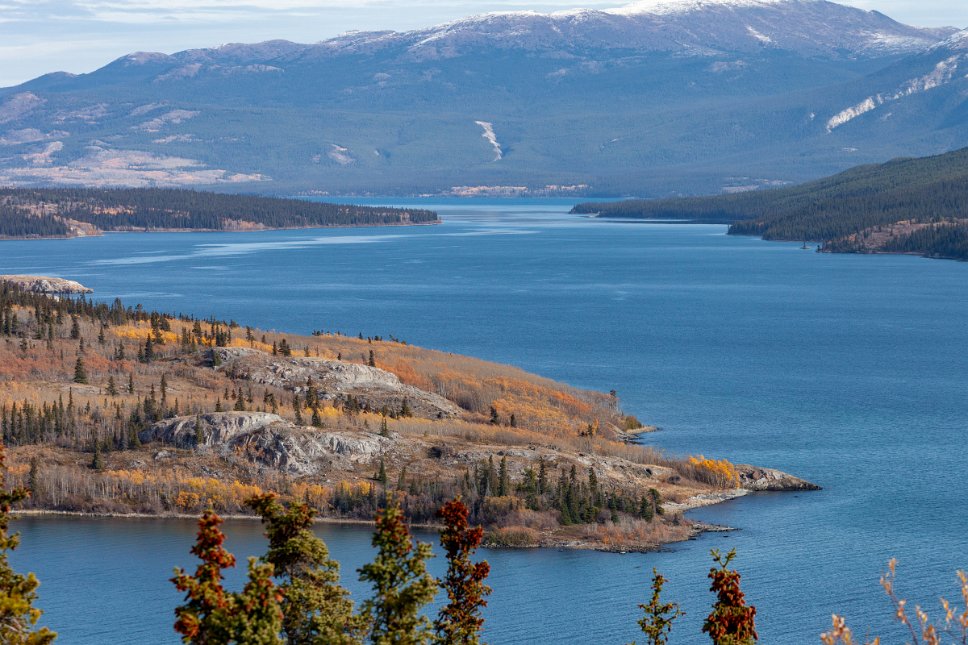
[1,0,966,196]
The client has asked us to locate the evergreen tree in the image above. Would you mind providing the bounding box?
[172,511,283,644]
[497,456,509,497]
[358,500,437,645]
[380,417,390,438]
[0,443,57,644]
[293,395,304,426]
[635,569,683,645]
[434,499,490,645]
[702,549,757,645]
[91,444,104,472]
[246,494,365,645]
[72,358,87,384]
[106,376,118,397]
[194,416,205,447]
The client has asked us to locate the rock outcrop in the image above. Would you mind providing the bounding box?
[210,347,462,419]
[141,412,391,476]
[0,275,92,294]
[735,464,821,491]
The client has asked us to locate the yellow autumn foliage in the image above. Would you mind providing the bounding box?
[112,324,179,345]
[688,455,739,488]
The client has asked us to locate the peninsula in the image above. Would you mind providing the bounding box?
[572,146,968,261]
[0,278,816,552]
[0,188,438,239]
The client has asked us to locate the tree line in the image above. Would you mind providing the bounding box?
[571,146,968,260]
[0,188,438,237]
[5,445,965,644]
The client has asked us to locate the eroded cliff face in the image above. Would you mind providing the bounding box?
[210,347,463,420]
[141,412,392,476]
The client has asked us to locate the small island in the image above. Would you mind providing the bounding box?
[0,187,438,239]
[0,278,816,552]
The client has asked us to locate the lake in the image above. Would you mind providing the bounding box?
[2,199,967,643]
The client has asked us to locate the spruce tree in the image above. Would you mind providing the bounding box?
[497,456,509,497]
[358,500,436,645]
[635,569,683,645]
[293,395,304,426]
[246,494,365,644]
[434,499,490,645]
[0,443,56,644]
[702,549,757,645]
[72,358,87,384]
[172,511,283,644]
[91,444,104,472]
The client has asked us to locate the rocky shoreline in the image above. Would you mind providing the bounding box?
[12,466,819,554]
[0,275,92,294]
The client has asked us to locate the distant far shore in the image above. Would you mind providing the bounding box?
[0,218,441,241]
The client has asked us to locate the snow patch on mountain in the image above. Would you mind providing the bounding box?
[897,55,960,95]
[826,96,880,131]
[932,29,968,52]
[327,145,355,165]
[826,54,962,131]
[475,121,503,161]
[608,0,786,16]
[746,25,773,45]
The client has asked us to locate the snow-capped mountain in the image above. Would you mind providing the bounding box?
[0,0,964,195]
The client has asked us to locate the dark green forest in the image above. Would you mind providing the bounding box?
[0,188,438,237]
[572,147,968,260]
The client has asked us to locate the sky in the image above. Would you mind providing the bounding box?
[0,0,965,88]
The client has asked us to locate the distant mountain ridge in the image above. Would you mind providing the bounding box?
[0,0,965,195]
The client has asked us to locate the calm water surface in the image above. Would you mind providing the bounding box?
[2,200,967,643]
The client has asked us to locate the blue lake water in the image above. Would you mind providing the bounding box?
[2,200,967,643]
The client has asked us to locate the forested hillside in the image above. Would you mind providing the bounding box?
[0,279,799,551]
[572,147,968,261]
[0,188,437,238]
